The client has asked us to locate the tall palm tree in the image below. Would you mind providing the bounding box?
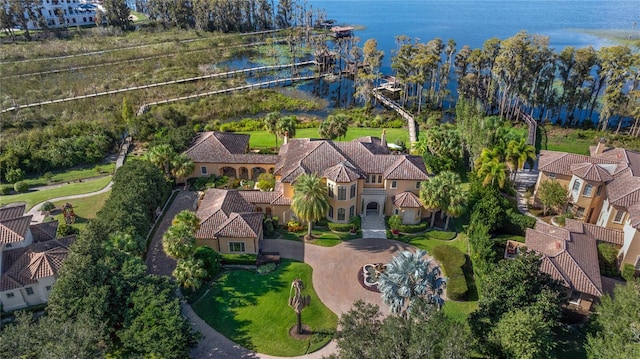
[377,249,446,315]
[172,210,200,232]
[477,159,508,189]
[146,144,176,177]
[291,173,329,239]
[264,111,282,148]
[419,171,465,230]
[162,223,196,259]
[173,258,207,290]
[276,116,297,143]
[506,138,536,181]
[171,154,195,181]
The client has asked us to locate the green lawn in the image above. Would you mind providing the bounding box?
[309,229,361,247]
[20,163,115,188]
[191,260,337,356]
[443,300,479,323]
[51,190,111,232]
[240,127,410,149]
[408,231,469,254]
[0,176,112,210]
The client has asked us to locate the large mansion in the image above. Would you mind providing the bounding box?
[0,205,75,311]
[184,131,431,254]
[524,139,640,309]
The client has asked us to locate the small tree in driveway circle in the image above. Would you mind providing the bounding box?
[288,278,311,335]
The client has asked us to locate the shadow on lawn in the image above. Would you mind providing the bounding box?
[344,237,412,254]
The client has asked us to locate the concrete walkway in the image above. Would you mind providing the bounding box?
[25,137,131,223]
[361,214,387,239]
[514,167,539,218]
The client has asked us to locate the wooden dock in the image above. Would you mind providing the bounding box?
[372,88,417,145]
[515,108,538,146]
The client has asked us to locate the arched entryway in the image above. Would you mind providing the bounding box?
[221,167,237,178]
[252,167,266,180]
[365,201,383,216]
[239,167,249,180]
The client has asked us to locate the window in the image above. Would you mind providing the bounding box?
[583,184,593,197]
[328,183,334,198]
[391,181,397,189]
[328,206,334,219]
[394,208,399,215]
[46,285,52,291]
[596,185,602,196]
[201,166,207,175]
[25,287,34,295]
[6,292,14,298]
[337,208,346,221]
[377,175,382,183]
[576,207,585,218]
[365,176,370,183]
[350,184,356,199]
[416,181,421,189]
[548,172,556,179]
[572,180,581,192]
[349,205,355,219]
[338,186,346,200]
[614,210,625,223]
[228,242,246,253]
[72,18,76,23]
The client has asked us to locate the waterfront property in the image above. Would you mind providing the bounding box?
[0,204,75,311]
[185,130,434,254]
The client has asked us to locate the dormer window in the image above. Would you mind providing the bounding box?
[572,180,581,193]
[613,210,625,224]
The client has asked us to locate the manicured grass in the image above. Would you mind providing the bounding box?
[51,190,111,232]
[192,260,337,356]
[221,253,258,265]
[408,231,468,254]
[0,176,112,210]
[21,163,115,188]
[309,229,361,247]
[240,127,410,149]
[443,300,479,323]
[493,234,525,244]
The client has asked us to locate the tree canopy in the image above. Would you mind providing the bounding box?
[291,173,330,238]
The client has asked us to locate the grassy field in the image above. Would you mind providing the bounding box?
[51,190,111,232]
[241,127,410,149]
[0,176,111,209]
[191,260,337,356]
[20,163,115,188]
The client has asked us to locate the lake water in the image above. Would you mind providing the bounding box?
[309,0,639,73]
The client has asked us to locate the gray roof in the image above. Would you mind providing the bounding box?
[184,131,277,165]
[195,189,262,239]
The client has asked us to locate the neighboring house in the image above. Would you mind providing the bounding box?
[533,138,640,271]
[0,204,75,312]
[195,189,264,255]
[184,131,433,232]
[5,0,102,30]
[515,219,623,311]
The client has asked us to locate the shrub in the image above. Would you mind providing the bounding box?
[388,215,402,231]
[5,168,25,183]
[348,215,361,231]
[257,262,276,274]
[263,217,275,237]
[13,181,29,193]
[193,246,222,279]
[57,222,79,236]
[287,221,304,233]
[397,222,428,233]
[328,222,352,232]
[41,201,55,212]
[431,245,468,300]
[622,263,636,282]
[0,186,11,195]
[597,242,620,277]
[502,209,536,235]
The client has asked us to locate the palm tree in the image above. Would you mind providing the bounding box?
[264,111,282,148]
[172,210,200,232]
[146,144,175,177]
[319,114,349,140]
[173,258,207,291]
[419,171,465,230]
[506,139,536,181]
[170,154,195,182]
[477,159,508,189]
[291,173,330,240]
[162,223,196,259]
[276,115,297,143]
[377,249,446,315]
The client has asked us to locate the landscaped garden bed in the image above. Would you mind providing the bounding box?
[191,259,337,356]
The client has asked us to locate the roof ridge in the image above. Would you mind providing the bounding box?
[559,248,602,296]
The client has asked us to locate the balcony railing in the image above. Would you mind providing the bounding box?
[363,188,386,195]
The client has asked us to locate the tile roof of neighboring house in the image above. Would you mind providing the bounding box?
[392,191,423,208]
[0,204,26,221]
[570,162,614,182]
[184,131,277,165]
[628,203,640,230]
[606,175,640,208]
[582,223,624,246]
[195,189,262,239]
[592,147,640,176]
[30,221,59,243]
[525,220,603,297]
[323,162,365,183]
[275,137,429,183]
[538,150,616,177]
[0,215,33,245]
[0,236,75,292]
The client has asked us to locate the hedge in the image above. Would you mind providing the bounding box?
[0,186,11,195]
[502,209,537,235]
[398,222,428,234]
[328,222,352,232]
[221,253,257,265]
[14,181,29,193]
[598,242,620,277]
[431,245,468,301]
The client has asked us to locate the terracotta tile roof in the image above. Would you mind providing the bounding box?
[238,190,279,204]
[0,236,75,292]
[606,175,640,208]
[525,220,603,297]
[538,150,615,176]
[195,189,262,239]
[184,131,277,165]
[0,215,33,245]
[30,221,59,243]
[583,223,624,246]
[383,156,430,180]
[0,204,26,220]
[392,191,423,208]
[323,162,364,183]
[570,162,614,182]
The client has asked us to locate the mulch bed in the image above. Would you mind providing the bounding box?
[357,268,380,293]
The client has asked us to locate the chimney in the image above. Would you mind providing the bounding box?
[284,131,289,145]
[595,137,606,155]
[381,129,387,148]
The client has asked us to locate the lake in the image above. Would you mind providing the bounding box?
[308,0,639,73]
